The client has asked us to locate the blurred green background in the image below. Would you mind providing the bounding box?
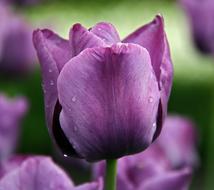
[1,0,214,189]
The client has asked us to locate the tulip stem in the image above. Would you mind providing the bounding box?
[105,159,117,190]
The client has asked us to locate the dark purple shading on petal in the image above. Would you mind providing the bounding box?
[123,15,173,139]
[58,43,160,161]
[33,30,77,157]
[139,167,192,190]
[90,22,120,44]
[69,24,105,57]
[0,156,74,190]
[0,95,28,162]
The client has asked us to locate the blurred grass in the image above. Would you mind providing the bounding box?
[1,0,214,189]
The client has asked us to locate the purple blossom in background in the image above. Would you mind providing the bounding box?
[0,3,36,75]
[0,94,28,162]
[0,156,103,190]
[94,148,192,190]
[33,15,173,162]
[180,0,214,54]
[155,115,199,168]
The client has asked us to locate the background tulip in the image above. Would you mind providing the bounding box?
[0,3,36,75]
[0,156,103,190]
[0,94,28,163]
[180,0,214,54]
[155,115,199,168]
[33,15,173,162]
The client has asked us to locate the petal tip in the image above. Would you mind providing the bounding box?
[71,23,84,32]
[153,14,164,27]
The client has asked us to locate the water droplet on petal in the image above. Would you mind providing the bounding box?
[72,96,76,102]
[48,69,52,73]
[148,96,153,103]
[98,27,102,31]
[63,154,68,157]
[74,126,78,132]
[153,122,157,128]
[50,80,54,86]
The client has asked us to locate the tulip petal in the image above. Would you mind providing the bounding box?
[69,24,105,57]
[123,15,173,98]
[123,15,173,137]
[74,178,103,190]
[33,29,78,157]
[90,22,120,44]
[139,167,192,190]
[33,29,71,128]
[58,43,160,161]
[0,156,74,190]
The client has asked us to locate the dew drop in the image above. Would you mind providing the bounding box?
[72,96,76,102]
[74,126,78,132]
[48,69,52,73]
[50,80,54,86]
[63,154,68,157]
[148,96,153,103]
[152,122,156,128]
[98,27,102,31]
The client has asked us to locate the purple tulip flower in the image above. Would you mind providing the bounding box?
[0,3,36,75]
[155,115,199,168]
[0,156,103,190]
[0,94,28,162]
[180,0,214,54]
[33,15,173,162]
[94,148,192,190]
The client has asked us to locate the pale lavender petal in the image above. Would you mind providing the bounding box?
[58,43,160,161]
[0,156,74,190]
[69,24,105,57]
[0,95,28,162]
[0,155,28,178]
[90,22,120,44]
[139,167,192,190]
[74,178,103,190]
